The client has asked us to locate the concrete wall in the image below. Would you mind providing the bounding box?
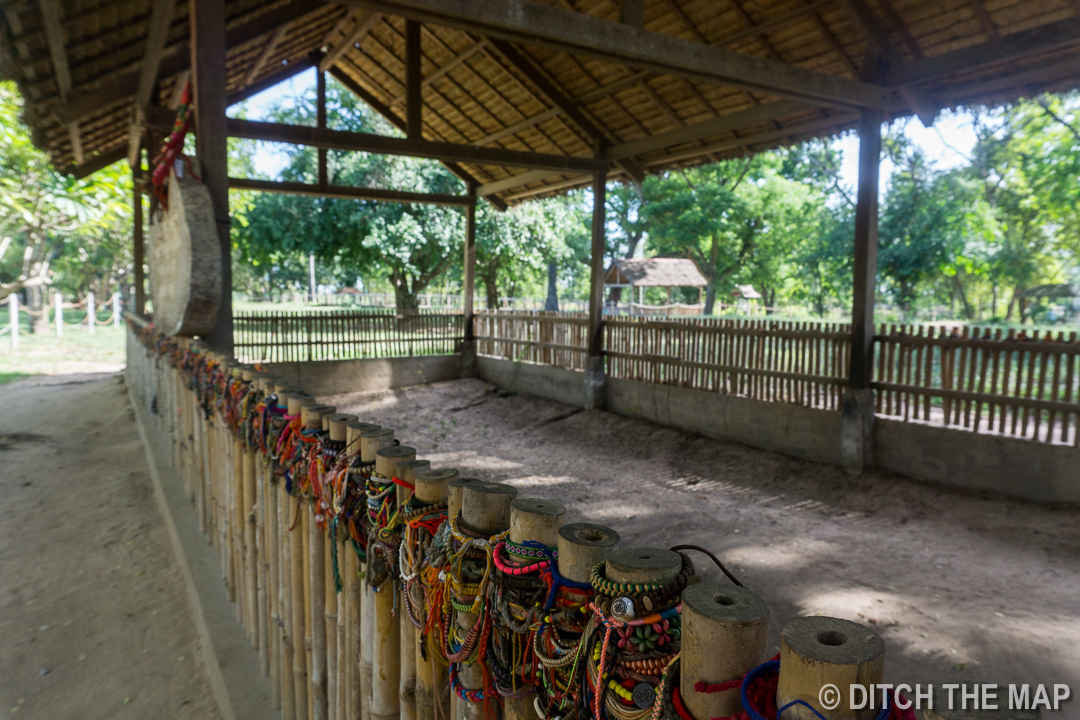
[875,418,1080,503]
[475,357,840,465]
[264,355,460,398]
[606,377,843,466]
[476,356,587,408]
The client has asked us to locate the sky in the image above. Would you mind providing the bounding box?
[232,67,983,196]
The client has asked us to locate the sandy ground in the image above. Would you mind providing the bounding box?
[0,374,222,720]
[326,379,1080,713]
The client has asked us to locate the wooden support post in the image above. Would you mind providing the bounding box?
[841,73,883,476]
[133,182,146,316]
[360,428,396,720]
[585,172,607,410]
[557,523,621,584]
[504,499,566,720]
[395,459,431,720]
[405,20,422,139]
[445,475,476,720]
[189,0,233,352]
[345,420,379,720]
[681,583,769,719]
[318,71,328,187]
[775,617,884,720]
[462,186,477,376]
[455,481,519,720]
[414,469,458,720]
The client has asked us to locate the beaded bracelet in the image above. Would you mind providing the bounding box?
[493,542,552,575]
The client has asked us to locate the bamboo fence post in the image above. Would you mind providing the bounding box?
[360,428,396,720]
[395,458,431,720]
[775,617,884,720]
[345,420,379,720]
[445,477,476,720]
[303,402,336,720]
[286,393,312,720]
[414,469,458,720]
[326,413,356,720]
[371,445,417,720]
[241,369,259,647]
[504,499,566,720]
[455,481,518,720]
[256,375,284,709]
[681,582,769,719]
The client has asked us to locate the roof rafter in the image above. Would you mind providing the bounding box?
[341,0,890,109]
[37,0,83,163]
[319,9,380,72]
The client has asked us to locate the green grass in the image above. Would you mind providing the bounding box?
[0,324,126,381]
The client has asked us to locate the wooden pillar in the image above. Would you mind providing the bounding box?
[395,459,430,720]
[463,190,476,342]
[841,72,883,476]
[189,0,233,352]
[849,105,882,390]
[588,172,607,357]
[405,20,422,139]
[317,70,328,186]
[133,181,146,316]
[585,172,607,409]
[360,428,396,720]
[415,469,457,720]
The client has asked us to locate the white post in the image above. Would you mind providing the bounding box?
[113,292,121,327]
[55,293,63,337]
[87,291,96,335]
[309,253,316,303]
[9,294,18,350]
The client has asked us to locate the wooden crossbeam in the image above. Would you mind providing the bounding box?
[886,17,1080,86]
[318,9,379,72]
[226,117,609,173]
[38,0,83,163]
[245,25,287,85]
[128,0,176,167]
[326,64,507,210]
[53,0,321,126]
[342,0,889,109]
[228,177,476,207]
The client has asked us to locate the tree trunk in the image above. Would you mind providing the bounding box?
[703,281,718,315]
[393,276,420,313]
[952,274,974,320]
[483,275,499,312]
[27,284,48,334]
[544,261,559,312]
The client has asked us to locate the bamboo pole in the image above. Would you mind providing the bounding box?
[326,413,356,720]
[456,481,518,720]
[346,420,379,720]
[395,458,430,720]
[371,445,417,720]
[504,498,566,720]
[360,428,396,720]
[414,469,457,720]
[241,370,259,649]
[445,476,475,720]
[286,393,311,720]
[303,403,336,720]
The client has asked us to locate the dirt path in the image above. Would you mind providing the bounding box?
[326,379,1080,702]
[0,374,221,720]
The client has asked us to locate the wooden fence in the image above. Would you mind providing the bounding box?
[233,310,464,363]
[473,310,589,371]
[604,317,852,410]
[873,326,1080,445]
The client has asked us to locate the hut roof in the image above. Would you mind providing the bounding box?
[2,0,1079,205]
[605,258,708,287]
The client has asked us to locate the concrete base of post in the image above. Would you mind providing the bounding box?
[584,355,606,411]
[840,388,875,476]
[459,340,477,378]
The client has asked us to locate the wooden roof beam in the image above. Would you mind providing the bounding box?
[886,17,1080,87]
[487,38,645,183]
[839,0,939,124]
[327,63,507,209]
[226,117,609,173]
[318,9,380,72]
[37,0,83,163]
[52,0,321,126]
[228,177,476,207]
[128,0,176,168]
[342,0,889,109]
[387,39,488,108]
[245,25,287,85]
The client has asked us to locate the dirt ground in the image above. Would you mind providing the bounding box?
[0,374,222,720]
[326,379,1080,709]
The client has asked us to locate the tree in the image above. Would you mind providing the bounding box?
[0,81,131,330]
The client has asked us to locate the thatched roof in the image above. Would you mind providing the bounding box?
[605,258,708,287]
[2,0,1079,205]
